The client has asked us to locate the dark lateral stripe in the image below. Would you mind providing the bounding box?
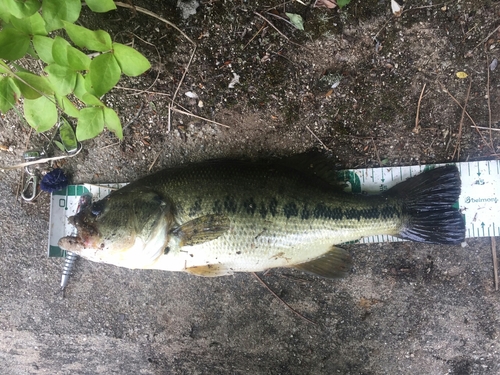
[311,203,400,221]
[283,202,299,219]
[207,197,400,221]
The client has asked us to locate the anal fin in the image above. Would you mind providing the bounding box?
[293,246,352,279]
[185,264,232,277]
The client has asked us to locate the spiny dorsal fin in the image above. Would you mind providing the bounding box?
[276,151,341,186]
[172,214,230,246]
[293,246,352,279]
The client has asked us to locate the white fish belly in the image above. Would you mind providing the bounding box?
[151,216,399,273]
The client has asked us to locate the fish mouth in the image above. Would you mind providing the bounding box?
[58,236,86,252]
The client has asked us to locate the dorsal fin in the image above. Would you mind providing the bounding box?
[276,151,341,186]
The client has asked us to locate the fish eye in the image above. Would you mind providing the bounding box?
[90,200,106,217]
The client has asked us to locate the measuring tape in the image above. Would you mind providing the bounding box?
[48,161,500,257]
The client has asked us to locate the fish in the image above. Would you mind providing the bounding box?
[58,158,465,278]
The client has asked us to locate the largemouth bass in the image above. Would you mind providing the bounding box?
[58,159,464,278]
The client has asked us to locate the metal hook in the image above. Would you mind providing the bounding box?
[22,173,38,201]
[21,149,45,202]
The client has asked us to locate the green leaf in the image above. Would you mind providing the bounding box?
[0,28,30,60]
[76,107,104,141]
[0,6,13,23]
[81,92,104,106]
[0,61,11,74]
[14,72,54,99]
[24,95,58,132]
[59,117,78,152]
[86,0,117,13]
[42,0,81,32]
[337,0,352,8]
[73,73,87,99]
[11,12,47,36]
[4,0,40,19]
[44,64,77,96]
[74,73,101,106]
[285,13,305,31]
[53,140,65,152]
[56,94,80,118]
[33,35,55,64]
[89,53,121,96]
[0,76,20,113]
[63,21,112,52]
[52,36,71,66]
[67,46,91,71]
[103,107,122,139]
[83,72,97,96]
[112,43,150,77]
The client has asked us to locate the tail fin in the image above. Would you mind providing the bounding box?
[386,165,465,244]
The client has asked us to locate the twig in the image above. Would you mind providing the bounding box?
[123,33,162,97]
[149,151,162,172]
[253,12,309,51]
[170,107,230,128]
[122,102,144,130]
[252,272,317,325]
[471,126,500,132]
[244,24,265,49]
[100,141,120,150]
[265,10,297,30]
[111,88,232,128]
[452,79,471,161]
[413,83,426,134]
[115,2,195,44]
[1,146,82,171]
[438,81,494,154]
[115,2,197,132]
[470,25,500,53]
[305,126,330,151]
[491,237,498,291]
[167,103,172,132]
[373,2,448,40]
[486,55,494,151]
[171,47,197,125]
[371,138,382,166]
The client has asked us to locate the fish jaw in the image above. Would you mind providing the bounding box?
[59,215,171,269]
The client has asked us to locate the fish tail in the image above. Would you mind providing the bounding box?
[387,165,465,244]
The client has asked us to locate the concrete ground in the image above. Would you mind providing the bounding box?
[1,0,500,374]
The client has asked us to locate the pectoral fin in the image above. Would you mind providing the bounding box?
[172,214,230,246]
[293,246,352,279]
[185,264,233,277]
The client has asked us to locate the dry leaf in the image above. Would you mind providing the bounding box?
[490,58,498,71]
[313,0,337,9]
[456,71,468,79]
[391,0,403,17]
[228,73,240,89]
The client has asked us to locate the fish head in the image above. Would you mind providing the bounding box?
[58,188,174,268]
